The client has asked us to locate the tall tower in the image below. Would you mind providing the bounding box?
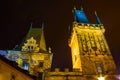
[69,8,117,79]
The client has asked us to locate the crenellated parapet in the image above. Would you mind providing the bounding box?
[72,21,105,32]
[44,68,82,80]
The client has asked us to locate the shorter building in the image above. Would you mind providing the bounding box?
[44,68,82,80]
[0,55,35,80]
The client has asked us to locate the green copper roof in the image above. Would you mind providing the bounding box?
[26,28,42,44]
[16,28,47,52]
[27,28,46,52]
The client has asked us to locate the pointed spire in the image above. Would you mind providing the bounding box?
[95,11,101,24]
[74,5,76,10]
[30,22,33,29]
[68,25,71,36]
[81,6,83,11]
[95,11,97,15]
[41,22,44,30]
[72,6,77,21]
[68,26,70,31]
[48,47,52,53]
[72,5,76,13]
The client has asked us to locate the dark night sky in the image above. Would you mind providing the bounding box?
[0,0,120,71]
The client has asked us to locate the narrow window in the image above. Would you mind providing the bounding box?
[96,63,102,73]
[39,61,44,67]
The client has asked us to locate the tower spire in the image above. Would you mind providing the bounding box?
[41,22,44,30]
[81,6,83,11]
[95,11,101,24]
[74,5,76,10]
[30,22,33,29]
[72,6,77,21]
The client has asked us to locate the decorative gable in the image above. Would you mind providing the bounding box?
[22,37,39,52]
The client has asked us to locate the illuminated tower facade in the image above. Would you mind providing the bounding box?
[69,8,117,79]
[20,25,53,76]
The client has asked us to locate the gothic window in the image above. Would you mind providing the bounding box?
[28,46,30,49]
[38,72,43,79]
[31,46,33,50]
[23,60,29,70]
[39,61,44,67]
[96,63,102,73]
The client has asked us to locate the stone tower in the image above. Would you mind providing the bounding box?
[69,8,117,80]
[17,23,53,76]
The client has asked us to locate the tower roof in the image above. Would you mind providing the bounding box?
[74,9,89,23]
[26,28,46,52]
[73,7,102,25]
[26,28,43,44]
[16,27,47,52]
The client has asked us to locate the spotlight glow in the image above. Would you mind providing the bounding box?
[98,77,104,80]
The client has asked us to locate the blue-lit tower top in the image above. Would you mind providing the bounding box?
[73,7,89,23]
[73,7,102,25]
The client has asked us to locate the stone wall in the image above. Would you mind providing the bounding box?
[44,68,82,80]
[44,68,118,80]
[0,57,34,80]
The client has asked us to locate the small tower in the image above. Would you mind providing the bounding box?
[69,8,117,80]
[19,23,53,76]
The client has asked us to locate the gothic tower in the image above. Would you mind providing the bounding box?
[16,23,53,76]
[69,8,117,80]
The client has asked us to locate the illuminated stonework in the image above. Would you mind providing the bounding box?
[22,37,39,52]
[20,53,52,75]
[69,21,117,75]
[0,7,118,80]
[19,28,53,75]
[68,8,118,80]
[0,27,53,77]
[0,55,34,80]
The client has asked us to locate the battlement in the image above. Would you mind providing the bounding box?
[45,68,82,77]
[54,68,70,72]
[73,21,104,30]
[51,68,81,72]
